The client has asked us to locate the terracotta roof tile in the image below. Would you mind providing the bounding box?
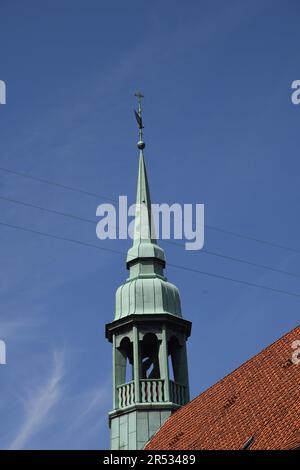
[146,324,300,450]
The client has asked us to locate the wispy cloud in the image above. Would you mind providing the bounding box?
[8,350,65,450]
[59,377,111,449]
[80,379,111,418]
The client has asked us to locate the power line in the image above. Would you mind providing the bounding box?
[203,247,300,277]
[1,193,300,280]
[165,239,300,279]
[205,224,300,256]
[168,262,300,298]
[203,247,300,278]
[0,165,298,255]
[0,195,96,225]
[0,220,124,256]
[0,219,300,299]
[0,166,117,203]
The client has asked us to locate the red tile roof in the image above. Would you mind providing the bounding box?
[146,324,300,450]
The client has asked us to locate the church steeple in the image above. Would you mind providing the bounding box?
[105,94,192,450]
[127,92,165,267]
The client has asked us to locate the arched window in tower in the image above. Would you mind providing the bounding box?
[168,335,181,384]
[141,333,160,379]
[119,337,133,384]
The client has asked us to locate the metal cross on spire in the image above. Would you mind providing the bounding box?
[134,91,145,150]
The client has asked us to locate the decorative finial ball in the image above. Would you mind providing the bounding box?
[137,140,145,150]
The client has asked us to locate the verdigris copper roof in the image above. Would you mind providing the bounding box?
[115,277,182,320]
[126,151,165,266]
[115,150,182,320]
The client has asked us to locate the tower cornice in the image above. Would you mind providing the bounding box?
[105,313,192,343]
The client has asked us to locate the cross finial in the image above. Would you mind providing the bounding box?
[134,91,145,150]
[135,91,144,114]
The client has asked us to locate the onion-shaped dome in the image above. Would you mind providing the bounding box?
[115,277,182,320]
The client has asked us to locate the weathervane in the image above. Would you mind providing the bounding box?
[134,91,145,150]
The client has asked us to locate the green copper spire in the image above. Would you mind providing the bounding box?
[115,93,181,320]
[126,153,165,266]
[126,93,165,267]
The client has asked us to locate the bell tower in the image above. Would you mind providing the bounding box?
[105,94,192,450]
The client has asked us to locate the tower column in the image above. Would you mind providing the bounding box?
[159,325,170,402]
[172,341,190,402]
[112,334,117,409]
[133,326,140,403]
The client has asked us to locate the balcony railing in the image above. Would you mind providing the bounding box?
[140,379,165,403]
[117,381,135,408]
[117,379,186,408]
[169,380,186,406]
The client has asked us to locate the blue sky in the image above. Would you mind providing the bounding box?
[0,0,300,449]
